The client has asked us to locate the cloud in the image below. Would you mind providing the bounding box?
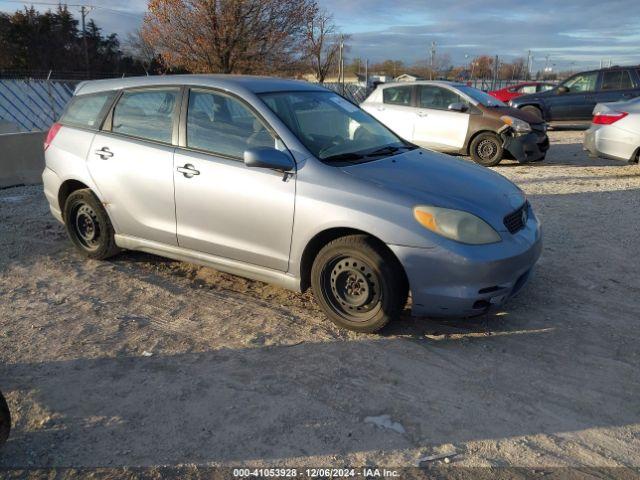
[318,0,640,70]
[1,0,638,71]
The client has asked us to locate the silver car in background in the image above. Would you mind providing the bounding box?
[584,98,640,164]
[43,75,542,333]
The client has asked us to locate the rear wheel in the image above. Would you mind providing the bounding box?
[470,132,504,167]
[311,235,408,333]
[521,105,543,122]
[63,189,120,260]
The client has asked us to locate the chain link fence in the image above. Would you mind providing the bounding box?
[321,82,370,104]
[0,79,77,132]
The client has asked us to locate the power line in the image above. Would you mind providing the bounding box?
[1,1,142,18]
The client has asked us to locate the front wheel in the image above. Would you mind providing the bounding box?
[470,132,504,167]
[311,235,408,333]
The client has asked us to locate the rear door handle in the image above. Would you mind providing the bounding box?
[176,164,200,178]
[95,147,113,159]
[417,111,428,117]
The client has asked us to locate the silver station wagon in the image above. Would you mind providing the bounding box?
[43,75,542,332]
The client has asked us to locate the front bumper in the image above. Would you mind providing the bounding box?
[584,125,639,163]
[390,211,542,318]
[503,130,549,163]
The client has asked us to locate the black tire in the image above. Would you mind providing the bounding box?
[470,132,504,167]
[521,105,544,122]
[310,235,408,333]
[0,391,10,447]
[63,189,120,260]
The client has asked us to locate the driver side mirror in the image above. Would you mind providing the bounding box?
[244,147,294,172]
[448,102,469,113]
[558,86,570,94]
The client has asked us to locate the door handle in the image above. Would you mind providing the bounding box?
[417,111,428,117]
[95,147,114,159]
[176,164,200,178]
[377,107,386,111]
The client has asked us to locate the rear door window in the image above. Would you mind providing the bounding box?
[112,88,179,144]
[60,91,115,129]
[601,70,634,91]
[383,86,413,106]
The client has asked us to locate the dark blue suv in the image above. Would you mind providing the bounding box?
[509,66,640,123]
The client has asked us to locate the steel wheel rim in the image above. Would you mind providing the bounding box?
[73,203,101,250]
[322,255,382,321]
[477,138,499,160]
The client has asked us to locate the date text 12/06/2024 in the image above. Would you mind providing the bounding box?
[233,468,401,478]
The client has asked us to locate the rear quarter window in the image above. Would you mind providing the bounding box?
[60,91,116,129]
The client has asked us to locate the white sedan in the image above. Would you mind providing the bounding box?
[584,98,640,164]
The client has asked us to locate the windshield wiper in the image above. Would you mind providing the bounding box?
[322,152,367,163]
[323,144,414,164]
[367,145,400,157]
[367,144,415,157]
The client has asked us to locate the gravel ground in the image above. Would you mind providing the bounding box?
[0,130,639,475]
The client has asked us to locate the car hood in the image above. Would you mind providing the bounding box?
[485,105,543,124]
[340,148,526,228]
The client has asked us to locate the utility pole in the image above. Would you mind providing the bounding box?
[365,58,368,91]
[527,50,532,80]
[80,5,91,77]
[430,41,437,80]
[338,35,344,94]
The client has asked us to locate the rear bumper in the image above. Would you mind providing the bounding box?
[503,131,549,163]
[583,125,639,163]
[42,167,64,223]
[390,212,542,318]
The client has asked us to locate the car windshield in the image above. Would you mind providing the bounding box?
[259,90,414,164]
[457,86,506,107]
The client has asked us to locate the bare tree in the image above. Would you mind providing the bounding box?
[125,28,157,74]
[143,0,315,74]
[302,8,346,83]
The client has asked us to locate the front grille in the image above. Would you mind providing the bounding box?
[504,202,528,234]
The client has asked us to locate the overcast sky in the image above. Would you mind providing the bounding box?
[1,0,639,71]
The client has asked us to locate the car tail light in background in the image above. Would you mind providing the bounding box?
[44,123,62,151]
[593,112,628,125]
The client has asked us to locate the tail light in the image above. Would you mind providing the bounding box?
[593,111,628,125]
[44,123,62,151]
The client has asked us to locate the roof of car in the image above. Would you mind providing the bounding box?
[378,80,467,88]
[74,74,327,96]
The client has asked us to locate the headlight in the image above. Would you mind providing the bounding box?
[501,115,531,133]
[413,206,501,245]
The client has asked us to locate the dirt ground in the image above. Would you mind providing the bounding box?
[0,130,639,475]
